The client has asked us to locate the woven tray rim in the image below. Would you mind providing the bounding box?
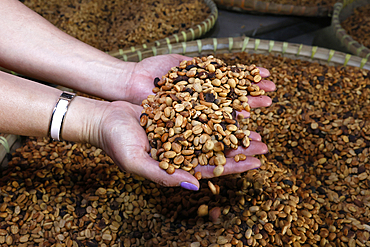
[107,0,218,57]
[111,36,370,70]
[213,0,333,17]
[0,134,19,168]
[331,0,370,59]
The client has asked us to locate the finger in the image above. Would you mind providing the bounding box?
[235,95,273,117]
[255,80,276,92]
[170,54,193,62]
[127,151,200,190]
[194,156,261,179]
[225,140,268,157]
[248,95,272,108]
[130,103,147,119]
[257,67,270,78]
[237,111,250,118]
[248,131,262,141]
[152,54,193,76]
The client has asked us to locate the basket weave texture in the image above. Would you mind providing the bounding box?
[331,0,370,59]
[213,0,334,17]
[112,36,370,70]
[0,134,19,168]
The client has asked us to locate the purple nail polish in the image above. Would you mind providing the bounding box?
[180,182,199,191]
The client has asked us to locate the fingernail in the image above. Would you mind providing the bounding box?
[180,182,199,191]
[251,167,260,170]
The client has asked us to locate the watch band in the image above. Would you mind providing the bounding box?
[49,91,76,141]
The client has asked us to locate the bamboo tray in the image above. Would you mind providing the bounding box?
[107,0,218,56]
[213,0,334,17]
[0,134,21,168]
[111,36,370,70]
[330,0,370,59]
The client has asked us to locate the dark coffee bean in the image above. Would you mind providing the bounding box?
[185,64,196,70]
[173,75,189,84]
[153,77,160,87]
[317,76,325,82]
[204,93,215,103]
[75,207,86,218]
[133,231,142,238]
[86,240,99,247]
[283,180,293,186]
[143,232,152,240]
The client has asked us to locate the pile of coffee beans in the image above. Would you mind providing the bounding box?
[341,3,370,50]
[140,56,264,178]
[22,0,211,52]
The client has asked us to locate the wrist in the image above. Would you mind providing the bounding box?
[71,59,136,102]
[61,96,109,146]
[105,61,135,101]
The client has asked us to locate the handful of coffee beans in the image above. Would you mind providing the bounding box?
[140,56,264,179]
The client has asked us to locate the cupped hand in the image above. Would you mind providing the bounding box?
[96,100,202,188]
[123,54,192,105]
[100,59,276,189]
[124,55,276,106]
[96,72,275,190]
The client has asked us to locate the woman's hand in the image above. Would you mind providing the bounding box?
[92,101,209,188]
[92,69,275,190]
[122,55,276,106]
[122,54,192,105]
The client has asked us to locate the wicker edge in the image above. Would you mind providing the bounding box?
[111,36,370,70]
[0,134,20,168]
[108,0,218,58]
[213,0,333,17]
[331,1,370,59]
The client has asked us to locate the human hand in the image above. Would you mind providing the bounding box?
[122,55,275,106]
[122,54,192,105]
[93,67,275,190]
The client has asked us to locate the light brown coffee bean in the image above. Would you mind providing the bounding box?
[197,204,208,217]
[194,172,202,180]
[164,151,177,159]
[159,161,169,170]
[213,165,224,177]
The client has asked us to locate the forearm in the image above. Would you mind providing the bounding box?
[0,0,135,101]
[0,71,106,144]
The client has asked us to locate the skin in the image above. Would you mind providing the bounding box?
[0,0,276,189]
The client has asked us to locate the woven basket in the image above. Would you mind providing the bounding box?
[0,134,20,168]
[330,0,370,59]
[213,0,334,17]
[111,36,370,70]
[108,0,218,57]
